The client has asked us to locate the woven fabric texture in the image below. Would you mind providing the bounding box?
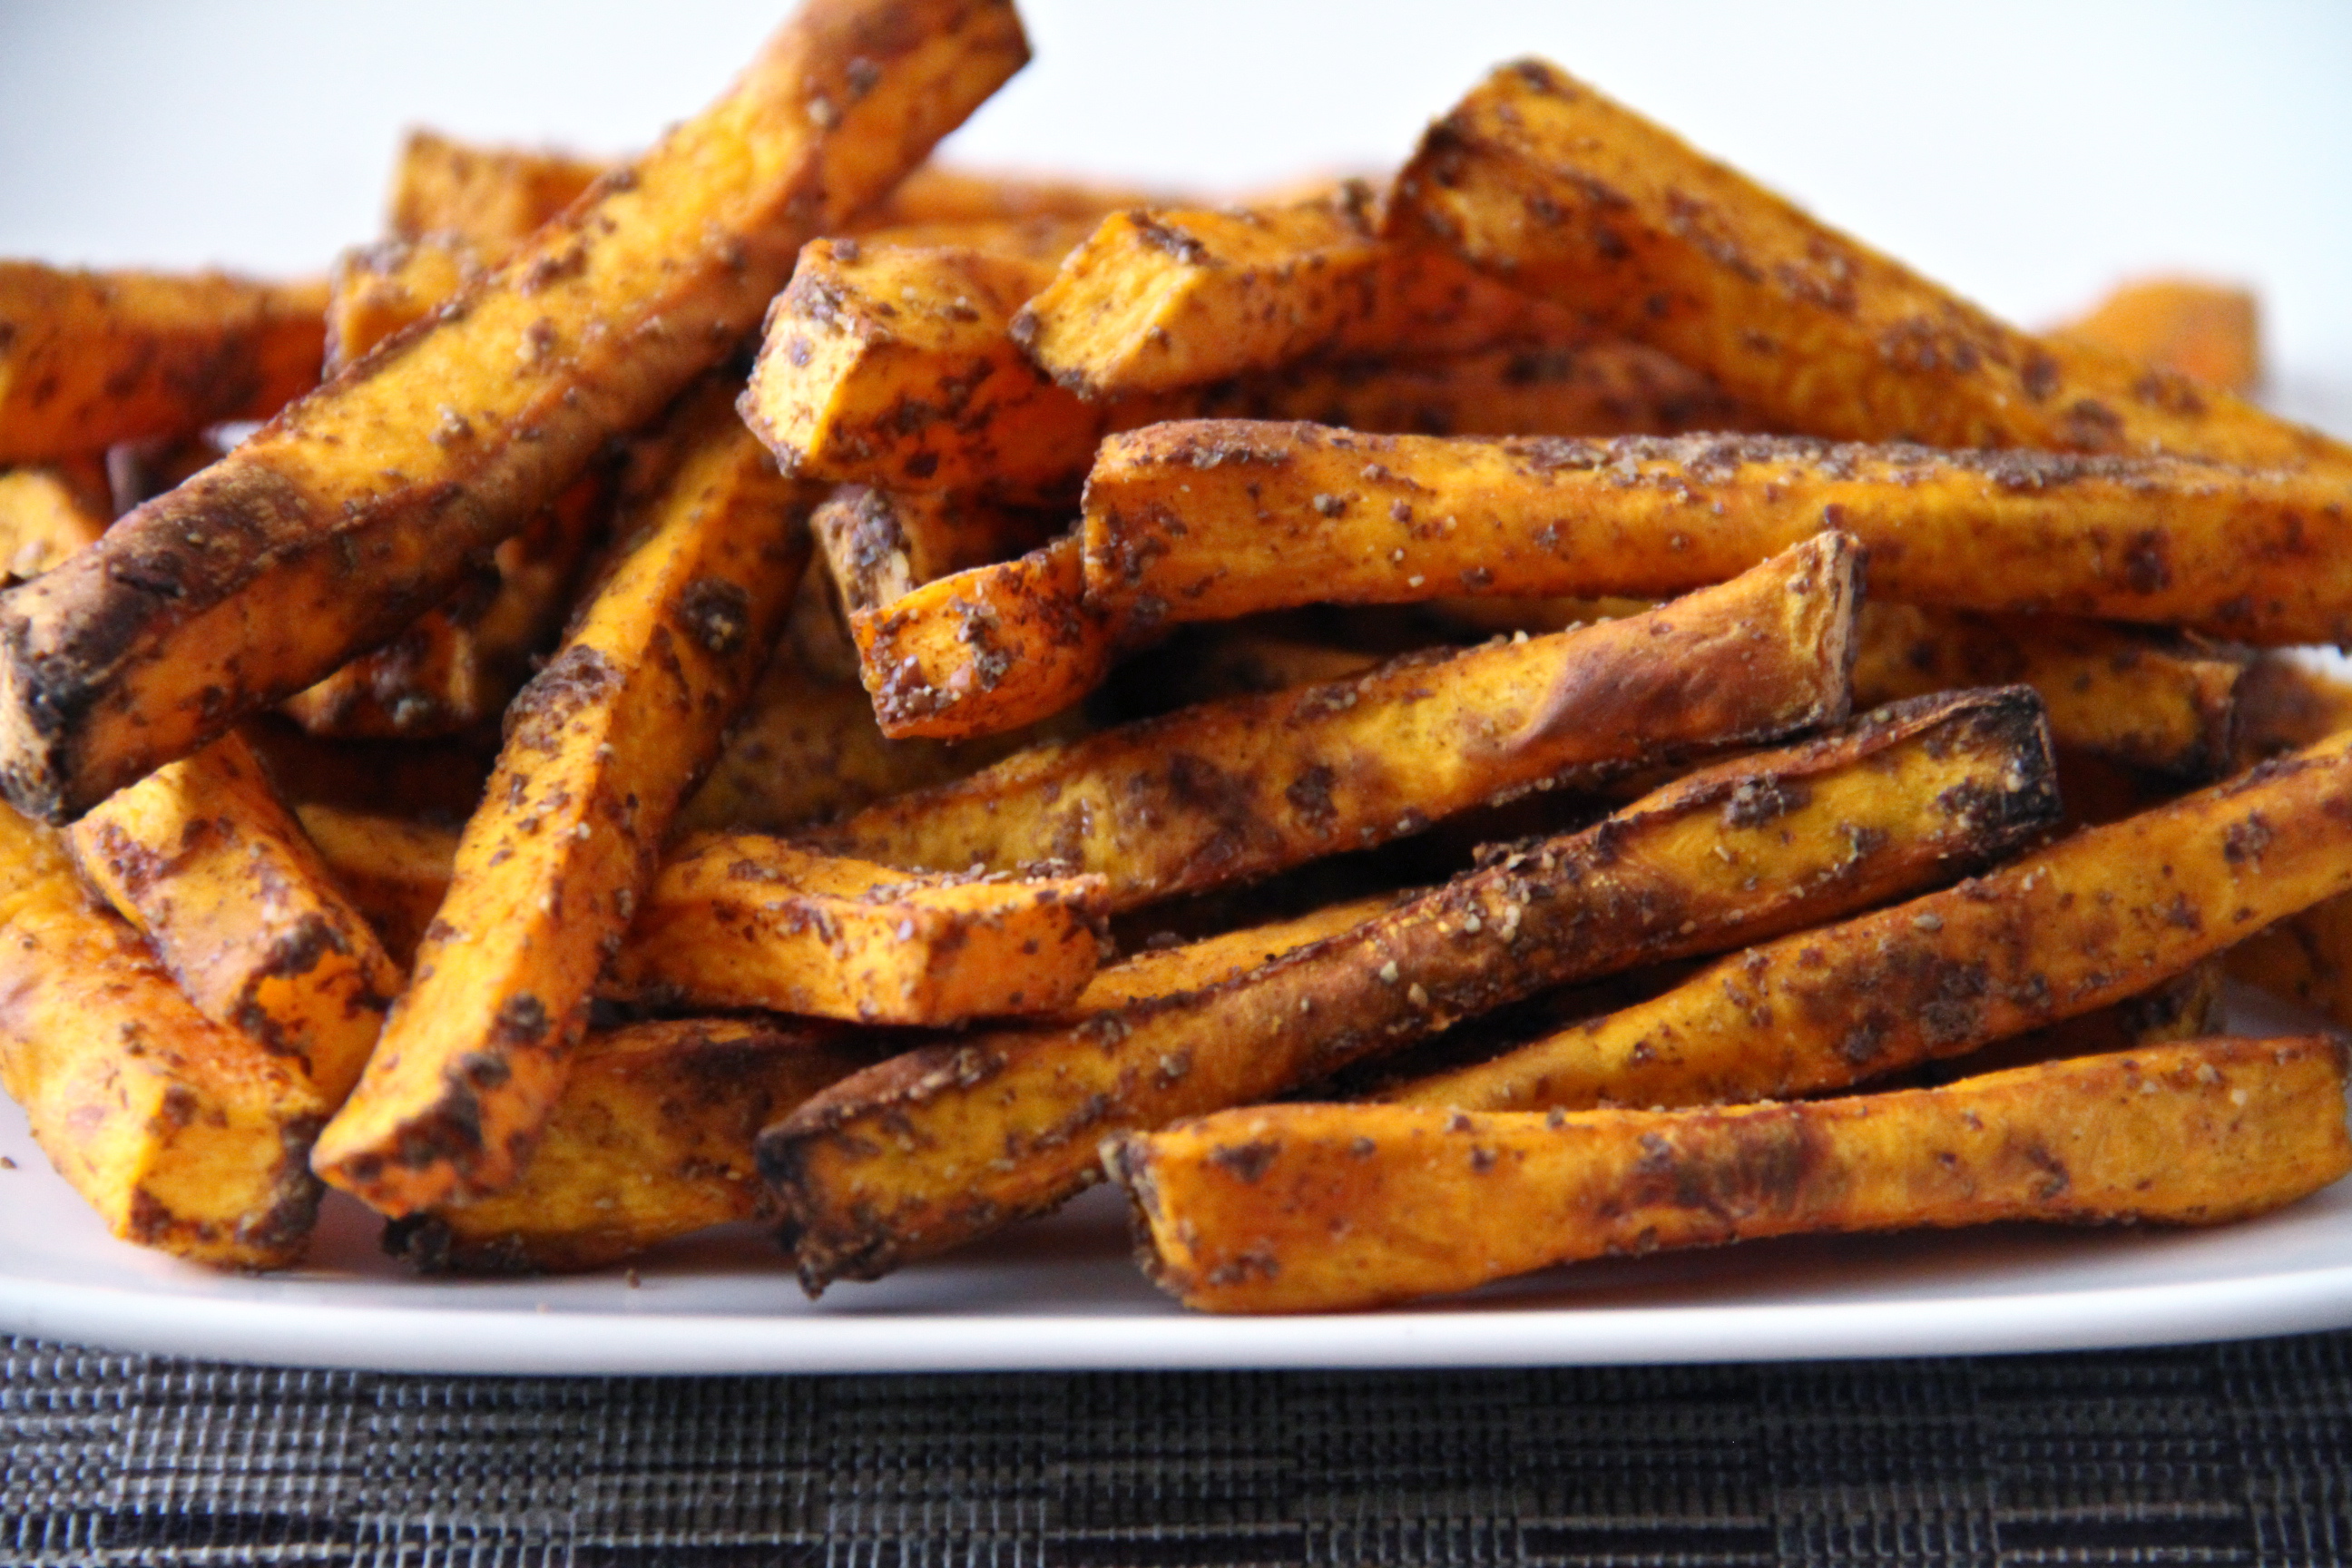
[4,1331,2350,1565]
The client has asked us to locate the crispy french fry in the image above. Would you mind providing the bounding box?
[1386,61,2348,472]
[609,835,1108,1022]
[0,802,328,1267]
[386,130,609,250]
[812,484,1063,612]
[0,264,326,464]
[310,387,816,1215]
[2054,278,2262,396]
[762,689,2061,1288]
[1010,192,1582,398]
[0,464,108,582]
[0,0,1030,823]
[1903,958,2225,1086]
[851,532,1114,740]
[1394,725,2352,1115]
[1849,602,2244,778]
[323,235,485,374]
[381,1018,878,1274]
[819,533,1861,908]
[1110,1037,2352,1313]
[1082,424,2352,646]
[67,731,403,1104]
[279,470,606,738]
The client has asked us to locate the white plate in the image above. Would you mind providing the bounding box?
[4,992,2351,1374]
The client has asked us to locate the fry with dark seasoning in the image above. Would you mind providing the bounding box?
[0,263,326,464]
[0,800,332,1268]
[67,730,404,1106]
[1009,190,1583,399]
[760,687,2062,1291]
[1081,423,2352,645]
[817,532,1863,908]
[1109,1037,2352,1313]
[1386,59,2348,472]
[1392,724,2352,1114]
[382,1018,881,1275]
[0,0,1031,824]
[309,386,816,1216]
[811,484,1064,612]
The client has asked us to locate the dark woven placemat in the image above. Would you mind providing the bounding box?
[4,1331,2349,1565]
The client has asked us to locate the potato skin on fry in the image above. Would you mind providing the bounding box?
[762,689,2060,1289]
[819,533,1861,909]
[1112,1037,2352,1313]
[0,0,1030,823]
[0,264,326,464]
[0,803,328,1268]
[68,731,403,1106]
[1397,725,2352,1115]
[1386,60,2347,473]
[1083,424,2352,646]
[311,391,816,1215]
[383,1018,877,1274]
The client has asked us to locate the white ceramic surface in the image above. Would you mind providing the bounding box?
[4,992,2351,1373]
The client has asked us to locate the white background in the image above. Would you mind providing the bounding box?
[1,1,2347,411]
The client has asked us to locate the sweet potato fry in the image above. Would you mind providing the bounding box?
[1110,1037,2352,1313]
[1010,192,1582,398]
[0,802,328,1267]
[67,731,403,1104]
[1393,725,2352,1115]
[386,130,610,250]
[812,484,1063,612]
[1386,61,2348,472]
[818,532,1861,909]
[0,0,1029,823]
[381,1018,879,1274]
[2054,278,2262,396]
[295,803,454,965]
[851,532,1115,740]
[310,387,816,1215]
[608,835,1108,1022]
[0,464,108,582]
[2230,898,2352,1034]
[0,264,325,464]
[743,235,1099,500]
[2230,654,2352,769]
[762,688,2061,1288]
[1083,424,2352,645]
[1848,603,2244,778]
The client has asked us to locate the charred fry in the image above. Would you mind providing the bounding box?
[0,0,1029,822]
[1111,1037,2352,1312]
[762,689,2060,1289]
[1395,726,2352,1115]
[310,387,815,1214]
[819,533,1861,908]
[1386,60,2347,471]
